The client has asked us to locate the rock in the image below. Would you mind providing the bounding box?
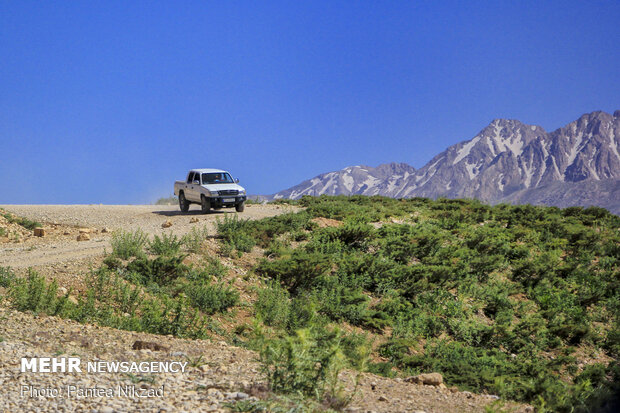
[171,351,187,357]
[207,388,221,397]
[132,340,170,351]
[58,287,68,295]
[235,392,249,400]
[68,296,79,304]
[77,233,90,241]
[78,228,91,233]
[101,227,111,233]
[34,228,45,237]
[405,372,443,386]
[449,386,459,393]
[343,408,360,412]
[162,220,173,228]
[378,395,389,402]
[99,407,114,413]
[190,217,200,223]
[463,391,473,399]
[488,395,500,400]
[63,231,71,235]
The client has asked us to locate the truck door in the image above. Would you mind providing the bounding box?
[186,172,199,202]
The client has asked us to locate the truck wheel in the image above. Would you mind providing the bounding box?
[235,202,245,212]
[179,192,189,212]
[201,195,211,214]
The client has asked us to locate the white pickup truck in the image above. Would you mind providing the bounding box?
[174,169,247,213]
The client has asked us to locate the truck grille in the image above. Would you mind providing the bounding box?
[219,190,239,196]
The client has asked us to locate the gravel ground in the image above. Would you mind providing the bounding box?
[0,204,295,269]
[0,308,530,413]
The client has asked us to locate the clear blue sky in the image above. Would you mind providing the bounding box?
[1,1,619,203]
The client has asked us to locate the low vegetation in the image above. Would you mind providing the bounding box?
[1,196,619,412]
[154,196,178,205]
[0,208,41,230]
[224,196,620,412]
[1,225,237,340]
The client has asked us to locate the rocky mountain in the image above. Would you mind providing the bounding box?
[272,110,620,214]
[271,162,417,199]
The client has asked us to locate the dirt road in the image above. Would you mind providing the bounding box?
[0,204,294,269]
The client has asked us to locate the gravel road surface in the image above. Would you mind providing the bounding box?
[0,204,295,269]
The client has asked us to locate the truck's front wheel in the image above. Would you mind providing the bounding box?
[201,195,211,214]
[179,192,189,212]
[235,202,245,212]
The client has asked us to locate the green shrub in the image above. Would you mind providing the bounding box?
[182,225,209,253]
[256,251,331,295]
[0,266,15,288]
[111,229,148,259]
[8,270,71,316]
[253,326,350,405]
[126,255,188,286]
[185,281,239,315]
[255,281,290,329]
[148,233,183,255]
[216,215,256,255]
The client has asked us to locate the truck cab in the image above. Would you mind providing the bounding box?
[174,169,247,213]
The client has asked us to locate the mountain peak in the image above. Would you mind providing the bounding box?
[271,111,620,214]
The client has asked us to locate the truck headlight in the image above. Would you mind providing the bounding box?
[210,191,219,196]
[239,190,246,195]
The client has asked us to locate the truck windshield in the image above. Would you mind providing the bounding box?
[202,173,234,184]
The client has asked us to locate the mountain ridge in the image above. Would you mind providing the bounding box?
[271,110,620,214]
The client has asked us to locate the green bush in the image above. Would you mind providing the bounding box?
[185,281,239,315]
[126,255,188,286]
[8,270,71,316]
[253,326,350,406]
[0,266,15,288]
[182,225,209,253]
[111,229,148,259]
[256,251,331,295]
[148,233,183,255]
[216,215,256,255]
[255,281,291,329]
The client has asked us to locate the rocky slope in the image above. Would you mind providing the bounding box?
[272,110,620,213]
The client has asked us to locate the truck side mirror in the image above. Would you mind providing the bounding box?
[235,178,239,183]
[193,180,200,185]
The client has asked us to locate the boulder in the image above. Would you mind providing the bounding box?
[132,340,170,352]
[34,228,45,237]
[77,233,90,241]
[405,372,443,386]
[162,220,173,228]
